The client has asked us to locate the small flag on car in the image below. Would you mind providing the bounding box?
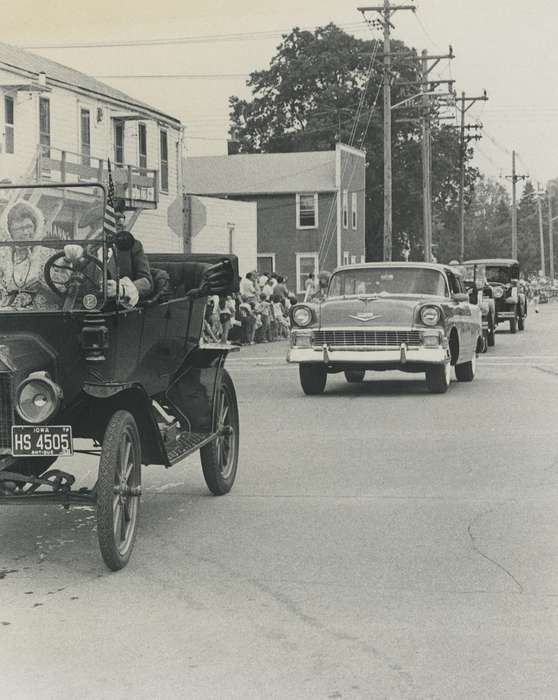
[104,159,117,238]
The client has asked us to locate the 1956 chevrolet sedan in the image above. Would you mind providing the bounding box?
[287,262,482,395]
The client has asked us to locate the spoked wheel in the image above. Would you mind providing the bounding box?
[201,369,239,495]
[344,369,366,383]
[97,410,142,571]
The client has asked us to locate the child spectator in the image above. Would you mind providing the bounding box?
[257,293,271,342]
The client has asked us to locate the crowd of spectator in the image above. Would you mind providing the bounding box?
[203,271,296,345]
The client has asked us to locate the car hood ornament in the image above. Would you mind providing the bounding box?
[349,313,383,322]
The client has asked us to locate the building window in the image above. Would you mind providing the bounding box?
[114,120,125,166]
[343,251,350,265]
[296,193,318,229]
[296,252,319,294]
[351,192,357,229]
[257,254,275,275]
[160,129,169,192]
[4,96,14,154]
[138,123,147,169]
[80,108,91,166]
[342,190,349,228]
[39,97,50,158]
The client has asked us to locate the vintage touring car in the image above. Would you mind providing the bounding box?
[454,262,496,351]
[464,258,527,333]
[288,262,482,395]
[0,182,240,570]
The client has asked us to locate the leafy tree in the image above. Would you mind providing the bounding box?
[517,180,543,275]
[229,24,479,262]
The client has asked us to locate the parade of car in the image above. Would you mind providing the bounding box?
[288,262,482,395]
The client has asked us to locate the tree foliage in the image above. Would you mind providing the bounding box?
[229,24,480,261]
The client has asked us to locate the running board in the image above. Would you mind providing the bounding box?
[166,431,217,466]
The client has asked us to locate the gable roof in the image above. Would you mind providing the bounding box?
[0,41,180,126]
[184,150,338,196]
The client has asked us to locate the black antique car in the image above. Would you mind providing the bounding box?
[454,262,496,351]
[464,258,527,334]
[0,183,240,570]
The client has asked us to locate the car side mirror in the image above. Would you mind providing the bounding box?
[452,293,469,302]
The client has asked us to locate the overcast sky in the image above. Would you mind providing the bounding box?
[4,0,558,187]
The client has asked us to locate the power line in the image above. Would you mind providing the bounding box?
[96,73,249,80]
[19,22,367,50]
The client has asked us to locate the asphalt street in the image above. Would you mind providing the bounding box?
[2,304,558,699]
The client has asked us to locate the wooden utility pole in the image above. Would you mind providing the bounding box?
[537,185,546,277]
[456,91,487,260]
[506,151,527,260]
[548,187,555,281]
[358,1,415,261]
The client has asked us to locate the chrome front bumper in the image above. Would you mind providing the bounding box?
[287,344,448,366]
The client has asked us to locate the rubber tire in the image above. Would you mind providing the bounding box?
[479,331,488,354]
[455,353,476,382]
[344,369,366,383]
[425,362,450,394]
[509,314,517,334]
[200,369,239,496]
[487,316,496,347]
[518,312,525,331]
[299,364,327,395]
[97,410,142,571]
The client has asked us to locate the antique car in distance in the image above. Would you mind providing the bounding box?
[0,182,240,570]
[288,262,482,395]
[454,262,496,351]
[464,258,527,333]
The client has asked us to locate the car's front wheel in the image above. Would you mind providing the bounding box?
[299,364,327,395]
[344,369,366,383]
[518,310,525,331]
[455,352,477,382]
[487,315,496,346]
[510,310,518,334]
[425,362,451,394]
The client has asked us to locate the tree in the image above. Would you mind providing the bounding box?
[229,24,479,262]
[517,180,542,275]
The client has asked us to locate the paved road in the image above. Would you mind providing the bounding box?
[2,305,558,699]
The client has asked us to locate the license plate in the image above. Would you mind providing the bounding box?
[11,425,73,457]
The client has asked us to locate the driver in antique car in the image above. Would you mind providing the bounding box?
[0,200,62,309]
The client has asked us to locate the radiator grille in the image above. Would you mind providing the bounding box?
[312,330,422,347]
[0,373,14,451]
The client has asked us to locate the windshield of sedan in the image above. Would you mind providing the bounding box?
[0,184,108,312]
[485,266,514,284]
[328,267,448,298]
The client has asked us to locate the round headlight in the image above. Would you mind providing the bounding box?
[16,374,62,424]
[292,305,313,328]
[493,286,504,299]
[420,305,441,326]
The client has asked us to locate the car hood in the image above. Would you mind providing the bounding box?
[318,296,429,328]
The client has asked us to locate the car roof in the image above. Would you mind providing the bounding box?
[463,258,519,266]
[334,262,453,274]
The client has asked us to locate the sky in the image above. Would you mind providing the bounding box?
[4,0,558,188]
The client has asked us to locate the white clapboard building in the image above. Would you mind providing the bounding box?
[0,41,184,252]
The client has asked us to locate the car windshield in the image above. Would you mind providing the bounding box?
[462,264,487,285]
[0,184,108,312]
[328,267,448,298]
[485,266,513,284]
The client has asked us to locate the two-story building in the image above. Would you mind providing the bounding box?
[0,41,183,252]
[184,143,366,296]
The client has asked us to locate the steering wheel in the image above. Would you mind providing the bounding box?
[44,251,106,310]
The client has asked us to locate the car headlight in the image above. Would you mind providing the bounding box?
[16,372,62,424]
[292,305,313,328]
[493,286,504,299]
[420,305,441,326]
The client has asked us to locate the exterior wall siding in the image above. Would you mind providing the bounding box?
[187,195,257,276]
[0,65,183,253]
[338,147,366,265]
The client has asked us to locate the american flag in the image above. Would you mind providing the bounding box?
[104,159,117,238]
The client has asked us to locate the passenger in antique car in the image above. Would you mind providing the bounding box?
[0,201,63,310]
[106,231,153,307]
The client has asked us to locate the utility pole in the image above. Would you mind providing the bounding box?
[456,91,487,260]
[358,1,415,261]
[537,185,546,277]
[506,151,527,259]
[548,185,555,281]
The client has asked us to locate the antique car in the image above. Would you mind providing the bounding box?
[0,182,240,570]
[455,262,496,351]
[287,262,482,395]
[464,258,527,333]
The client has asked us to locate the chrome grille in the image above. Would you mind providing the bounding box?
[0,373,13,451]
[312,330,422,347]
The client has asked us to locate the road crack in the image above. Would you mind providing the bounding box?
[467,505,524,594]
